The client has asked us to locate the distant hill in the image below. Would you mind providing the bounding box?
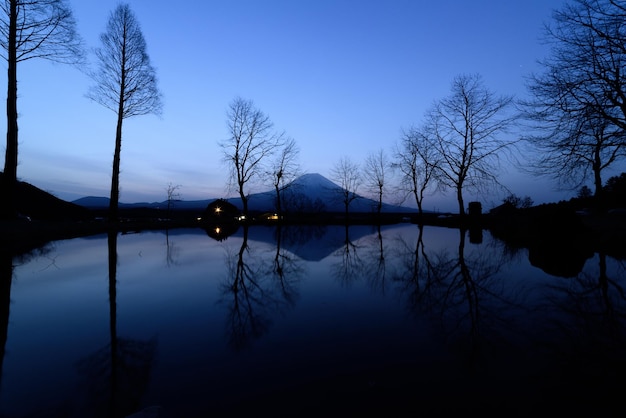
[72,173,417,214]
[0,172,91,221]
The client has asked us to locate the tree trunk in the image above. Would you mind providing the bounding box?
[413,187,422,216]
[275,184,282,216]
[240,189,248,219]
[3,1,18,218]
[109,113,123,222]
[593,146,604,211]
[110,26,126,222]
[457,185,465,217]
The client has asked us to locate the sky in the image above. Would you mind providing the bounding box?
[6,0,622,212]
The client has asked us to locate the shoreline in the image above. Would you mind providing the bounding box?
[2,211,626,260]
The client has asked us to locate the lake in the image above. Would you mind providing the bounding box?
[1,223,625,417]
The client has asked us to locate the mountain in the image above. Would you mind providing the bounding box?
[72,196,112,209]
[253,173,416,213]
[72,173,417,214]
[0,172,91,220]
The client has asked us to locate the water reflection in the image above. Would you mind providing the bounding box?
[391,226,523,370]
[219,225,303,351]
[362,225,388,293]
[164,229,180,267]
[269,225,304,307]
[0,224,624,415]
[0,249,11,394]
[331,224,364,286]
[0,243,55,395]
[541,252,626,354]
[76,232,157,418]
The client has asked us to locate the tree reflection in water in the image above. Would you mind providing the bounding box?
[76,231,157,418]
[0,243,56,396]
[540,253,626,366]
[330,224,364,286]
[391,226,530,371]
[361,225,388,294]
[164,228,180,267]
[220,225,303,351]
[267,224,304,308]
[0,249,12,396]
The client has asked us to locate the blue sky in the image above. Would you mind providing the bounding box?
[7,0,617,212]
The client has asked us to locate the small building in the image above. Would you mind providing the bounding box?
[201,199,240,222]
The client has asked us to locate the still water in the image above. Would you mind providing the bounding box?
[1,224,625,417]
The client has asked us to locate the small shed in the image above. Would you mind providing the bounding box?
[202,198,240,222]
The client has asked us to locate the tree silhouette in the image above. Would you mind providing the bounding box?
[394,125,440,216]
[220,97,283,218]
[165,182,182,219]
[268,136,300,218]
[0,0,83,218]
[363,149,390,218]
[428,74,516,217]
[87,3,162,222]
[522,0,626,205]
[330,156,361,220]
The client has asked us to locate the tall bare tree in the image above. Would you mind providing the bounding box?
[268,136,299,217]
[87,3,162,222]
[429,74,516,217]
[363,148,389,217]
[394,125,440,216]
[220,97,283,218]
[331,156,361,219]
[0,0,83,218]
[522,0,626,204]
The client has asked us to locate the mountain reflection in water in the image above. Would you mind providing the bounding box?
[0,224,625,417]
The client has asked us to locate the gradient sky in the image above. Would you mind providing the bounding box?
[7,0,621,212]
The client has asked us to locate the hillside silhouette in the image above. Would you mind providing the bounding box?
[0,172,90,221]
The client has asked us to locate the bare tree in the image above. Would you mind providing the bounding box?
[268,136,300,217]
[363,149,390,217]
[331,156,361,219]
[429,74,516,217]
[87,3,162,222]
[521,0,626,203]
[532,0,626,131]
[0,0,83,218]
[165,182,181,218]
[523,102,625,199]
[220,97,283,218]
[394,125,440,216]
